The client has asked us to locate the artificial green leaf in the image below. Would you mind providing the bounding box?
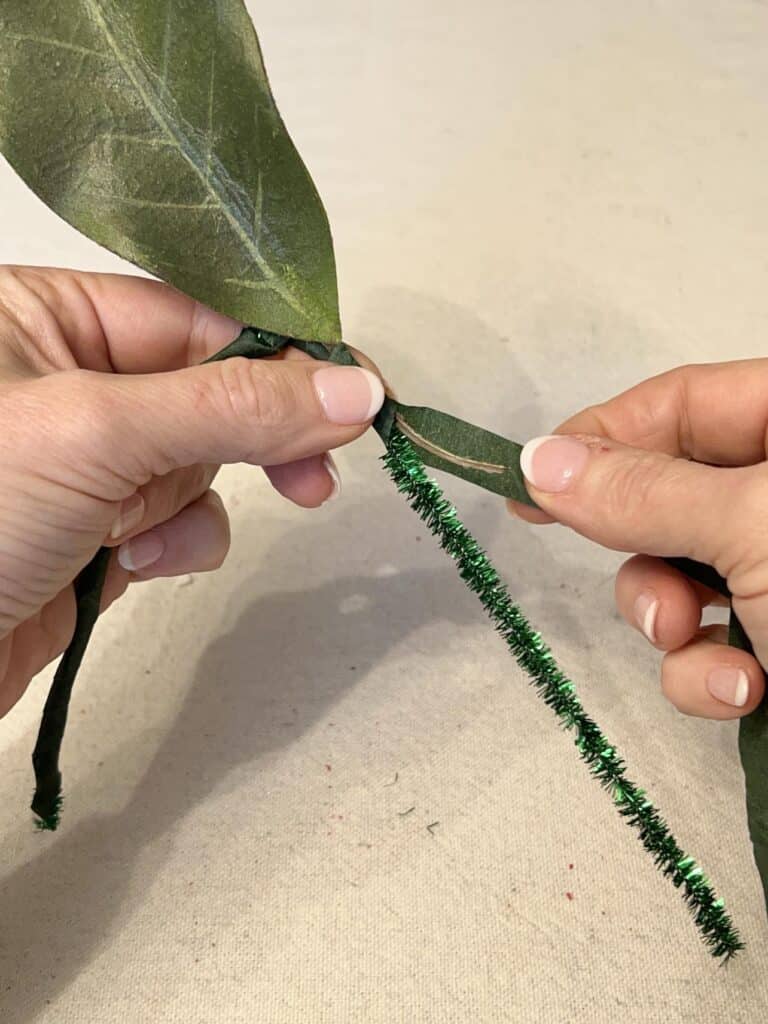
[0,0,340,342]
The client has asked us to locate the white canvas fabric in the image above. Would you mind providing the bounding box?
[1,2,767,1020]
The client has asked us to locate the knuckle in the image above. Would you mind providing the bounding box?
[210,358,295,428]
[602,450,663,521]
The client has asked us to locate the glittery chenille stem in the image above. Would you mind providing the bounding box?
[383,427,742,961]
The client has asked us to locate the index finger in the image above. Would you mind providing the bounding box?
[6,267,242,373]
[554,359,768,468]
[76,270,243,372]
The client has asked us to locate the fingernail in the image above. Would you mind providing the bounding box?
[520,436,590,493]
[634,590,659,643]
[313,367,385,425]
[118,531,164,572]
[322,453,342,504]
[706,666,749,708]
[109,493,145,540]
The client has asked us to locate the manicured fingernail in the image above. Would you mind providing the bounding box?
[706,666,749,708]
[634,590,659,643]
[109,493,145,539]
[313,367,385,425]
[520,435,589,493]
[322,453,342,504]
[118,530,164,572]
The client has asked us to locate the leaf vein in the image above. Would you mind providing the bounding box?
[83,189,216,210]
[81,0,308,320]
[4,31,107,61]
[103,132,175,149]
[223,277,272,291]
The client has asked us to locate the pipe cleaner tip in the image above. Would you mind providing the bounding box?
[31,789,62,832]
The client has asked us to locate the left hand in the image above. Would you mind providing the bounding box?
[0,266,383,716]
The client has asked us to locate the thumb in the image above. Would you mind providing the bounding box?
[518,433,753,575]
[45,357,385,489]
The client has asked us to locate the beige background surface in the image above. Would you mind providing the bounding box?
[1,1,768,1020]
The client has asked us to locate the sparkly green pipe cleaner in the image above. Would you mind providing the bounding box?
[383,427,743,961]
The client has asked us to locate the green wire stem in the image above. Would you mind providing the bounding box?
[30,545,111,830]
[28,329,294,828]
[382,426,743,961]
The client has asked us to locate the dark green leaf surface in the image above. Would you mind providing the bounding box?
[0,0,340,342]
[740,707,768,916]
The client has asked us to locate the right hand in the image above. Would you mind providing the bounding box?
[508,360,768,720]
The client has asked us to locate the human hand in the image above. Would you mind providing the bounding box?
[508,360,768,719]
[0,267,384,717]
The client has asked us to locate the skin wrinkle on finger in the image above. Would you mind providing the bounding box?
[186,298,241,369]
[215,356,298,429]
[0,306,49,382]
[559,360,768,466]
[0,268,78,375]
[17,267,123,374]
[80,271,241,373]
[0,269,238,375]
[675,369,696,463]
[511,377,712,522]
[69,272,117,373]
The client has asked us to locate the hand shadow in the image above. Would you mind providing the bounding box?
[0,469,602,1023]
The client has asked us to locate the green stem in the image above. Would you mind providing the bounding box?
[29,328,295,829]
[31,545,111,829]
